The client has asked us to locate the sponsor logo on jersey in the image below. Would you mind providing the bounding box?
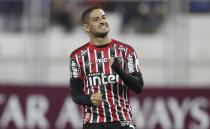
[96,57,123,64]
[96,58,110,63]
[87,73,118,86]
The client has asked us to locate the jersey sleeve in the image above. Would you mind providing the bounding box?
[69,54,92,106]
[125,48,141,74]
[69,55,83,79]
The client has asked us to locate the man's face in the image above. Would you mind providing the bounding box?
[84,9,110,37]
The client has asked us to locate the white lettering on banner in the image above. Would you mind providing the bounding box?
[189,97,210,129]
[148,97,172,129]
[26,95,50,129]
[168,97,190,129]
[0,94,209,129]
[0,95,25,129]
[131,97,210,129]
[131,97,150,128]
[0,95,50,129]
[0,94,82,129]
[55,96,82,129]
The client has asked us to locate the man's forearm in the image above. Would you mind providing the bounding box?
[70,78,93,106]
[111,58,144,93]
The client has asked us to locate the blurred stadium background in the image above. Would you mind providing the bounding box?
[0,0,210,129]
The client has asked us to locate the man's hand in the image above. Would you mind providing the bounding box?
[109,57,124,68]
[108,57,115,65]
[108,57,123,65]
[91,93,103,106]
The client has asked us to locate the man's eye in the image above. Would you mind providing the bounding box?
[92,18,98,21]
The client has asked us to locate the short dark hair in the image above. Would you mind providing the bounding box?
[81,6,102,24]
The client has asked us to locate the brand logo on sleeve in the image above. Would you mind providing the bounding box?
[127,55,134,73]
[71,60,79,78]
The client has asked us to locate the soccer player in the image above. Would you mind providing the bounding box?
[69,6,144,129]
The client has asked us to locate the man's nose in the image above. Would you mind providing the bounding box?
[99,18,106,24]
[100,21,105,25]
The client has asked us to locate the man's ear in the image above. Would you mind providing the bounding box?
[83,24,90,33]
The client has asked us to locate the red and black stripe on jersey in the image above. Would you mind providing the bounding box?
[69,39,141,124]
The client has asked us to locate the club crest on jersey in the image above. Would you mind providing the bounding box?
[87,73,119,86]
[113,44,126,52]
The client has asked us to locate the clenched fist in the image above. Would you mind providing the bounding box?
[91,93,103,106]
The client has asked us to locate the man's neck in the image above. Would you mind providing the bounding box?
[90,35,112,46]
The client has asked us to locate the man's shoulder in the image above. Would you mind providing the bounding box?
[70,42,89,58]
[112,39,134,50]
